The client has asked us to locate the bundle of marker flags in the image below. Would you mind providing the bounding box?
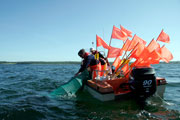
[96,25,173,77]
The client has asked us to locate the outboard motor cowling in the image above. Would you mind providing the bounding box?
[129,67,157,101]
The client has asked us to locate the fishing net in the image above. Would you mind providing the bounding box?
[50,70,90,98]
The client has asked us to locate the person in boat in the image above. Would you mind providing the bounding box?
[90,48,110,73]
[90,48,105,59]
[90,48,107,65]
[74,49,100,78]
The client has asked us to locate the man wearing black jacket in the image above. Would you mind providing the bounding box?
[74,49,99,77]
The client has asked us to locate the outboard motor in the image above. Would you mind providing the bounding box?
[129,67,157,107]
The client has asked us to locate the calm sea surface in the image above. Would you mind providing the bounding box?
[0,63,180,120]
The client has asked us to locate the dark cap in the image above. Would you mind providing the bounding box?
[78,49,85,57]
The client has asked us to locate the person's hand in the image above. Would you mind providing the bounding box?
[74,72,81,77]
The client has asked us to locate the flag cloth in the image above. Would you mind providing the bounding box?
[135,61,151,67]
[112,57,121,68]
[128,34,146,51]
[129,42,145,59]
[112,57,121,72]
[120,25,132,37]
[136,48,151,61]
[138,50,162,66]
[133,48,162,67]
[131,57,151,67]
[111,25,127,41]
[96,35,110,49]
[147,39,160,52]
[147,50,161,64]
[156,29,170,43]
[107,47,123,58]
[122,39,131,51]
[159,45,173,63]
[130,60,139,68]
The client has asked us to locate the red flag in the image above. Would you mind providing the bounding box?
[147,39,160,52]
[140,50,161,65]
[130,42,145,59]
[107,47,123,58]
[147,50,161,64]
[120,25,132,37]
[156,29,170,43]
[112,57,121,67]
[122,39,131,51]
[135,61,151,67]
[135,48,164,67]
[159,46,173,63]
[131,56,151,67]
[128,35,146,51]
[111,25,127,41]
[130,48,151,68]
[121,64,129,74]
[130,59,139,68]
[112,57,121,72]
[133,49,162,67]
[96,35,110,49]
[138,48,151,61]
[134,35,146,45]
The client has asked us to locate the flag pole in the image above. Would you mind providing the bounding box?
[95,35,100,81]
[121,38,130,59]
[121,34,136,59]
[95,35,99,60]
[147,38,154,47]
[106,26,116,77]
[124,50,150,78]
[96,35,98,52]
[107,38,112,54]
[114,35,135,72]
[106,37,112,58]
[112,41,131,78]
[126,38,154,60]
[123,57,144,78]
[126,42,140,58]
[156,29,163,41]
[122,38,128,57]
[113,36,142,78]
[106,37,112,73]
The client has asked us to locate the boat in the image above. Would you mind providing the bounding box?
[84,67,167,103]
[82,25,171,104]
[50,25,172,107]
[50,67,166,105]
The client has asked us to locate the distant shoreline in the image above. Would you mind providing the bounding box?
[0,61,179,64]
[0,61,81,64]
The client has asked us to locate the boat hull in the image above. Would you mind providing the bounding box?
[85,85,115,101]
[85,77,166,101]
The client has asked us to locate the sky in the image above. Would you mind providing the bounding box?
[0,0,180,62]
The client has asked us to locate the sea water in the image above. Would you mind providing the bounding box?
[0,63,180,120]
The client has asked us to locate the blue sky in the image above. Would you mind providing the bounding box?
[0,0,179,62]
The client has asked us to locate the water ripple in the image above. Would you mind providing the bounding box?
[0,63,180,119]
